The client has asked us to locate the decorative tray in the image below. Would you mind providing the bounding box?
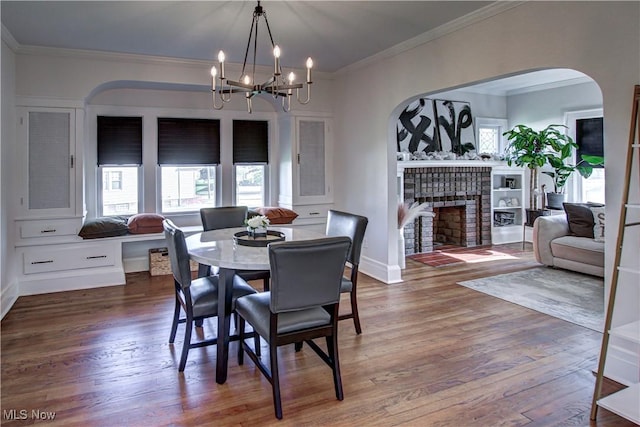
[233,230,286,247]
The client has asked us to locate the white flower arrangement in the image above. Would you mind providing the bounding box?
[246,215,270,230]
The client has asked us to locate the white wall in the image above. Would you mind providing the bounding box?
[332,1,639,286]
[507,81,603,130]
[1,38,18,318]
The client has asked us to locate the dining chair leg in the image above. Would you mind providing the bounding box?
[326,334,344,400]
[350,290,362,334]
[270,343,283,419]
[169,295,181,343]
[294,342,303,352]
[263,278,270,292]
[178,318,193,372]
[237,316,245,365]
[254,333,261,358]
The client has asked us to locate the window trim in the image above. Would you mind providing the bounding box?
[475,117,508,155]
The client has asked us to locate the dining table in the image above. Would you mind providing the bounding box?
[185,225,325,384]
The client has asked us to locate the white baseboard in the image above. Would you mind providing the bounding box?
[19,267,125,296]
[360,255,402,284]
[1,280,20,320]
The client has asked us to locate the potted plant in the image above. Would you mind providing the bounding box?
[503,124,576,225]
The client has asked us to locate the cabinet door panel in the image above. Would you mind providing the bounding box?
[298,120,326,197]
[28,111,72,210]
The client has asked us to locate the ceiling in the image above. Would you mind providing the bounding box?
[1,1,492,73]
[1,1,591,92]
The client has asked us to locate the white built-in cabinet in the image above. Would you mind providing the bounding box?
[12,102,121,295]
[278,115,333,233]
[491,166,525,244]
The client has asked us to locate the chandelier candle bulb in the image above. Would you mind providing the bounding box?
[217,50,225,79]
[306,57,313,83]
[273,45,281,76]
[210,66,217,89]
[288,72,295,94]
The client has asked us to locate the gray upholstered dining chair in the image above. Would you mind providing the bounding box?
[163,219,258,372]
[199,206,271,291]
[325,209,369,334]
[235,237,351,419]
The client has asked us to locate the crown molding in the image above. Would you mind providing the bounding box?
[335,1,526,76]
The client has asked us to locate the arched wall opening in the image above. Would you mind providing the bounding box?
[389,68,603,272]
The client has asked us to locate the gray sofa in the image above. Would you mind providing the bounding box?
[533,214,604,277]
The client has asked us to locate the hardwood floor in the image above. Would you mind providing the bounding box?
[1,243,632,426]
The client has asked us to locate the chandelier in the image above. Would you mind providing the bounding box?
[210,1,313,113]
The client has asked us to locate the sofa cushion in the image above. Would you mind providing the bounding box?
[551,235,605,268]
[79,216,129,239]
[563,202,603,238]
[127,213,165,234]
[253,207,298,225]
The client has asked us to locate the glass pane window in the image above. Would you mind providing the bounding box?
[581,168,605,204]
[236,164,265,208]
[101,166,138,216]
[161,166,216,213]
[478,126,500,154]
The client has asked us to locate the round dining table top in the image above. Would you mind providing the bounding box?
[185,226,325,270]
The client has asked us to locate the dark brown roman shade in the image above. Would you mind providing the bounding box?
[97,116,143,166]
[157,118,220,165]
[233,120,269,164]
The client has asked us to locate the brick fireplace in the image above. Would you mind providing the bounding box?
[402,166,492,254]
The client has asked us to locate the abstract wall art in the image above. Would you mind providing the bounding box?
[433,99,476,155]
[396,98,440,154]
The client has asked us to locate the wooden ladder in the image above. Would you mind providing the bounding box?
[590,85,640,423]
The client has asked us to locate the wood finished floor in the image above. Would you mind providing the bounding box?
[1,243,632,426]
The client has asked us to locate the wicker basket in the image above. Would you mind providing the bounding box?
[149,247,198,276]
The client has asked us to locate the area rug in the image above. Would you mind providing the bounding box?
[409,245,526,267]
[457,267,604,332]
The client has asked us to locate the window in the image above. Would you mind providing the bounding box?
[475,118,508,155]
[97,116,143,216]
[565,110,604,203]
[158,118,220,213]
[233,120,269,207]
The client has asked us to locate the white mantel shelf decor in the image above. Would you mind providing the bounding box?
[397,160,508,173]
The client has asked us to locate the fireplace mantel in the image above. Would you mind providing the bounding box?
[397,160,507,174]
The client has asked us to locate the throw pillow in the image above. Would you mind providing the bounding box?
[127,213,165,234]
[590,206,605,242]
[563,202,602,238]
[78,216,129,239]
[253,207,299,224]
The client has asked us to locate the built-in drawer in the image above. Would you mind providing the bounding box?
[23,243,116,274]
[19,218,80,239]
[294,204,332,220]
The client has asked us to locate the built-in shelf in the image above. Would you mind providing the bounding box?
[491,167,525,244]
[609,320,640,344]
[597,383,640,424]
